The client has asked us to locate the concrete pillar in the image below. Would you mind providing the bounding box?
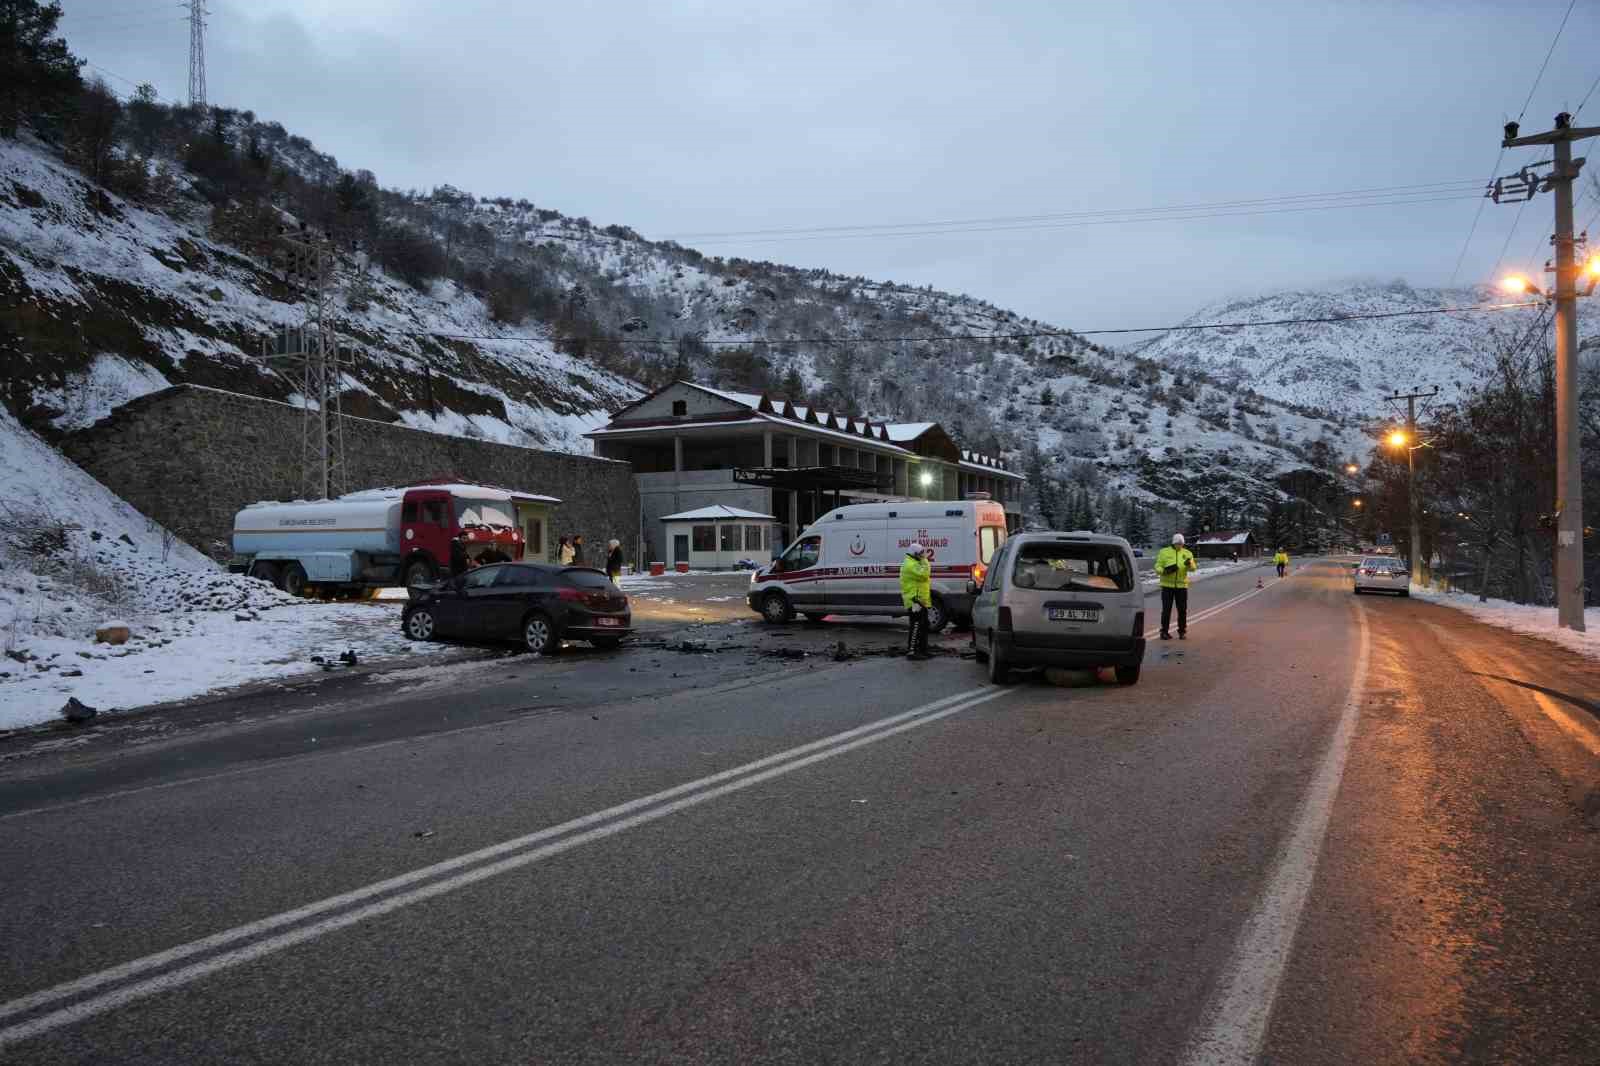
[763,432,773,469]
[673,436,683,473]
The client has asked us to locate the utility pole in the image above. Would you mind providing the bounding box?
[271,224,346,500]
[1381,388,1438,588]
[184,1,208,109]
[1497,113,1600,630]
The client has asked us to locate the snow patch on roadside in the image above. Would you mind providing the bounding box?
[0,408,449,732]
[1408,584,1600,662]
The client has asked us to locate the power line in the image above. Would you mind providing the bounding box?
[1517,0,1577,121]
[61,4,178,22]
[680,192,1482,247]
[1449,0,1579,288]
[420,301,1540,347]
[659,180,1482,242]
[1578,69,1600,117]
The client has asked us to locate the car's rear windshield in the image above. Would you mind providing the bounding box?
[1364,558,1403,570]
[562,569,615,588]
[1012,541,1133,592]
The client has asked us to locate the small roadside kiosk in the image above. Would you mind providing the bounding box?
[659,504,778,571]
[1190,529,1259,559]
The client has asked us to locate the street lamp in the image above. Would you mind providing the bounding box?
[1387,429,1434,587]
[1345,463,1360,475]
[918,469,934,496]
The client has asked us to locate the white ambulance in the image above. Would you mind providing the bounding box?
[747,499,1010,631]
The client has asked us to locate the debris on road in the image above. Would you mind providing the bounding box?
[59,697,97,724]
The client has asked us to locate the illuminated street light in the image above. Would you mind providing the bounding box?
[919,470,934,488]
[1345,463,1359,475]
[1387,430,1408,448]
[1353,499,1363,508]
[1501,274,1542,297]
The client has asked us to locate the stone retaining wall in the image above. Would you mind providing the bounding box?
[63,385,639,565]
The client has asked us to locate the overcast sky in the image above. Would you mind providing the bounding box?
[57,0,1600,331]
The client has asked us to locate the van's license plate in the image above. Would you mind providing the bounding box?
[1048,607,1099,622]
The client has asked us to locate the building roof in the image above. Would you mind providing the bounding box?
[1192,530,1254,545]
[588,381,1014,474]
[659,504,778,522]
[884,422,937,442]
[341,483,563,504]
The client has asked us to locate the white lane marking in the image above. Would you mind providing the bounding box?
[1529,691,1600,756]
[1181,598,1371,1066]
[0,687,1007,1048]
[1144,581,1275,639]
[0,685,990,1031]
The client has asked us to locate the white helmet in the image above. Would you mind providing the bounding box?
[907,542,927,555]
[1172,533,1185,546]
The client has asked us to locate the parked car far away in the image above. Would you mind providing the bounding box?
[970,531,1146,686]
[1352,555,1410,596]
[403,563,631,653]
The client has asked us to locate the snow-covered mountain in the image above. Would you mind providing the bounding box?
[0,106,1377,535]
[0,136,639,452]
[1134,280,1598,415]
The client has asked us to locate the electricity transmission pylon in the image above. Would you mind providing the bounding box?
[184,1,208,109]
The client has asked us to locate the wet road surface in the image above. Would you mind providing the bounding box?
[2,560,1598,1063]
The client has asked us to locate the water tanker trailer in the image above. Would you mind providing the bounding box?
[231,483,559,595]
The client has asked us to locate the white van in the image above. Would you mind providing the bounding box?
[747,500,1010,631]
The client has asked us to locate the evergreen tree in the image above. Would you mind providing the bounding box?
[1079,489,1098,532]
[0,1,81,139]
[779,363,805,403]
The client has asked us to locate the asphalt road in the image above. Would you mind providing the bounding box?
[2,560,1598,1064]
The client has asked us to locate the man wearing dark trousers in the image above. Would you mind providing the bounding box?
[1154,533,1197,640]
[899,542,932,660]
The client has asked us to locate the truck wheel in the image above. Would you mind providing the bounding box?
[522,611,560,655]
[247,560,278,585]
[761,591,795,624]
[403,557,437,588]
[403,607,435,641]
[926,597,949,634]
[280,562,308,597]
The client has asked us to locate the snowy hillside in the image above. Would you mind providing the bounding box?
[2,106,1368,532]
[0,135,639,451]
[1133,280,1598,415]
[0,407,441,731]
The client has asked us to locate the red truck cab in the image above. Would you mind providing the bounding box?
[399,487,524,586]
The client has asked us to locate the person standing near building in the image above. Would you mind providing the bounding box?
[571,534,587,567]
[1155,533,1197,640]
[1273,547,1289,578]
[605,539,624,582]
[899,542,932,660]
[558,536,574,566]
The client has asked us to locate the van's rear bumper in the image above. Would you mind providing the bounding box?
[996,632,1145,668]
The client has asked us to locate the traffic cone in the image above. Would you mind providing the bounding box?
[1256,575,1263,589]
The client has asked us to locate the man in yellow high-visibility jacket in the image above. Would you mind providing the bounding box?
[1154,533,1197,640]
[1273,548,1289,578]
[900,542,933,660]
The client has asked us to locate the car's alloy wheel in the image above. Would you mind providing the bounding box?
[405,609,435,641]
[524,613,557,654]
[987,632,1010,685]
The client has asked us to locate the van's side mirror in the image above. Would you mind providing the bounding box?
[966,579,980,596]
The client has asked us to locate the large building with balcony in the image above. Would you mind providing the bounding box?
[586,381,1025,566]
